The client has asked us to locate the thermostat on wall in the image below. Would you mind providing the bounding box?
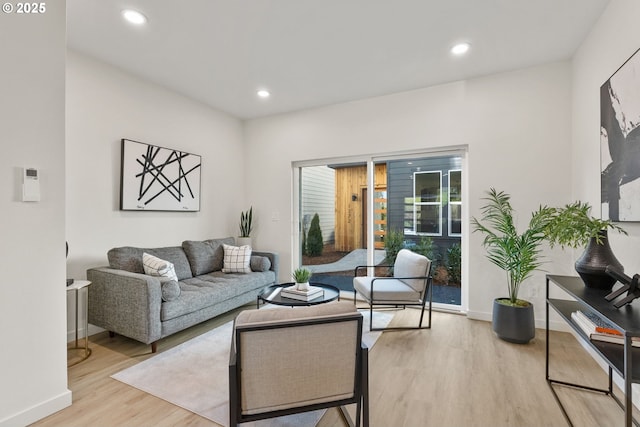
[22,167,40,202]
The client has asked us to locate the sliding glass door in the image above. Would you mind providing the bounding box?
[296,151,465,310]
[377,155,462,308]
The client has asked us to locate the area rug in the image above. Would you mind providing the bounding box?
[112,309,393,426]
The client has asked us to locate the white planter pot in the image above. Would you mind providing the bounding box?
[236,237,252,247]
[296,282,310,292]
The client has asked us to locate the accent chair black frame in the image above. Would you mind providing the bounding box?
[353,249,433,331]
[229,309,369,427]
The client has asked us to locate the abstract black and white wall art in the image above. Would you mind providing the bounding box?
[601,48,640,222]
[120,139,201,211]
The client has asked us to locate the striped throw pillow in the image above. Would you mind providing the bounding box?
[142,252,178,281]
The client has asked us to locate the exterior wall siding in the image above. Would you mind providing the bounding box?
[387,155,462,261]
[301,166,335,243]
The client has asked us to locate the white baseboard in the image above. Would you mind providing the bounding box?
[466,310,572,333]
[67,324,104,342]
[0,389,71,427]
[466,310,491,322]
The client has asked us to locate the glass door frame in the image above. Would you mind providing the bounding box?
[292,146,468,313]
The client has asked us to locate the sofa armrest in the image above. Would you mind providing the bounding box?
[252,251,279,283]
[86,267,162,345]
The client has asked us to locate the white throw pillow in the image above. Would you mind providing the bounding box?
[222,244,252,273]
[142,252,178,281]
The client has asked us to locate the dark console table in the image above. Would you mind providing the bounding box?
[546,274,640,427]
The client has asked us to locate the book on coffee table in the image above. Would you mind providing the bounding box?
[280,285,324,301]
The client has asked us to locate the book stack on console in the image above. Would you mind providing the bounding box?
[280,285,324,301]
[571,310,640,347]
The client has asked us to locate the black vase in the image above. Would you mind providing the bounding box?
[575,230,623,290]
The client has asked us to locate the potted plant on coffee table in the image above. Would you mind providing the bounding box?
[542,201,627,289]
[292,267,312,292]
[472,188,555,344]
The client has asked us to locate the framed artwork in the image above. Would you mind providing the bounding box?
[120,139,202,211]
[601,47,640,222]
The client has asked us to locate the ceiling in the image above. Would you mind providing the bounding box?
[67,0,610,120]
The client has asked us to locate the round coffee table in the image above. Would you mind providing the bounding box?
[257,282,340,308]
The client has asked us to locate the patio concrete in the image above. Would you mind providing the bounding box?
[303,248,387,273]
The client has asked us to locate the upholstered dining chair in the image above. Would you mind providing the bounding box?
[353,248,432,331]
[229,301,369,427]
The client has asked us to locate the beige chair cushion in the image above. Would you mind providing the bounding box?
[394,248,430,292]
[234,302,362,415]
[353,276,421,302]
[235,300,357,327]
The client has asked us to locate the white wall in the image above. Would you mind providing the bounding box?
[572,0,640,277]
[244,61,574,322]
[0,2,71,426]
[65,52,246,338]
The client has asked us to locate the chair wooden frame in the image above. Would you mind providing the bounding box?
[229,313,369,427]
[353,264,433,331]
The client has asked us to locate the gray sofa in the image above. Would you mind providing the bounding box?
[87,237,278,352]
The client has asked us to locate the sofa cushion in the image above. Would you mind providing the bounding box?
[160,270,276,321]
[160,279,181,302]
[222,244,252,273]
[250,255,271,272]
[108,246,193,280]
[182,237,235,276]
[143,252,178,281]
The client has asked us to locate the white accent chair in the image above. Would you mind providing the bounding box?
[353,248,432,331]
[229,301,369,427]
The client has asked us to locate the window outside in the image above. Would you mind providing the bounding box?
[449,170,462,236]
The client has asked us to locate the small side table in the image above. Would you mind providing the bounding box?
[67,280,92,367]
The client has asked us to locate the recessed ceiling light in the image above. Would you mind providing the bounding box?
[122,9,147,25]
[451,42,471,56]
[257,90,271,99]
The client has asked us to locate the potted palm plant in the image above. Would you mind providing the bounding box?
[472,188,555,344]
[542,201,627,289]
[237,207,253,246]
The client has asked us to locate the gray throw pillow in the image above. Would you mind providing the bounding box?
[182,238,235,275]
[160,280,181,302]
[250,256,271,272]
[108,246,193,280]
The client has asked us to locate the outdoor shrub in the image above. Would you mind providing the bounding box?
[301,226,308,256]
[306,213,324,256]
[413,236,434,258]
[447,243,462,284]
[384,229,405,265]
[413,236,438,275]
[433,265,450,284]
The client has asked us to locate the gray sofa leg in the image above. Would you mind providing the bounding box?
[151,342,157,353]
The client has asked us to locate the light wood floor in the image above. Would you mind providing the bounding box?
[33,305,631,427]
